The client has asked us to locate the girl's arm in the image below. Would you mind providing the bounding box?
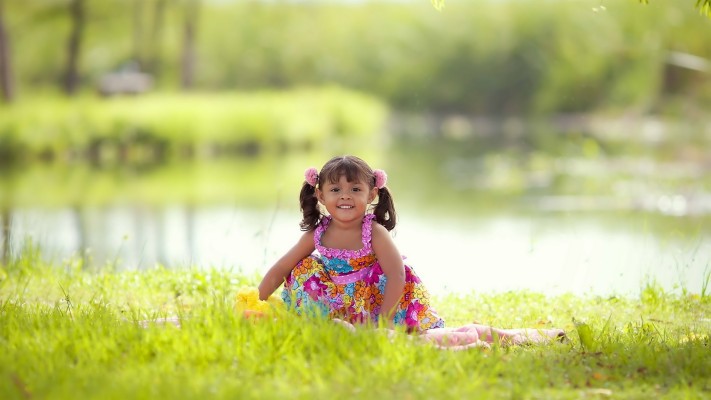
[258,230,315,300]
[371,223,406,326]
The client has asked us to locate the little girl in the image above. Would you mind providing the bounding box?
[258,155,565,347]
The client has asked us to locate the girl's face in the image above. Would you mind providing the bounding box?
[316,175,377,225]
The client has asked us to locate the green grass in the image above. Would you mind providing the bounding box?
[1,256,710,399]
[0,87,387,165]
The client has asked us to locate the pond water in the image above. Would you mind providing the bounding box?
[5,204,709,297]
[1,136,709,297]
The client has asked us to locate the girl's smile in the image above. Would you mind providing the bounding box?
[316,175,377,224]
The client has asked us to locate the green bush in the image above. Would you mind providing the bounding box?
[0,88,388,164]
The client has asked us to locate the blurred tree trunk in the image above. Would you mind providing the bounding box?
[180,0,200,90]
[132,0,145,67]
[0,0,15,102]
[64,0,86,95]
[145,0,167,77]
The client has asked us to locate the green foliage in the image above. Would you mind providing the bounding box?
[5,1,710,115]
[637,0,711,17]
[700,0,711,16]
[0,88,387,165]
[436,0,711,16]
[573,318,596,351]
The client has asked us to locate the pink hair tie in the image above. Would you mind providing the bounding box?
[373,169,387,189]
[304,167,319,187]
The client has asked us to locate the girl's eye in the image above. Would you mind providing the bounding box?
[330,188,339,192]
[353,188,361,192]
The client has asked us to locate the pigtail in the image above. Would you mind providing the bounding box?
[299,181,320,231]
[373,187,397,231]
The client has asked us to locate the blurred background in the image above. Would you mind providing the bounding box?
[1,0,710,297]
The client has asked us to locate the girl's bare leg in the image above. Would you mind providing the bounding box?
[329,319,564,349]
[453,324,566,346]
[333,320,490,349]
[421,328,490,349]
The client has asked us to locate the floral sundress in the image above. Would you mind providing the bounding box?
[281,214,445,331]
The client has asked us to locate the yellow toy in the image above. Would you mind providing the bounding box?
[234,287,284,319]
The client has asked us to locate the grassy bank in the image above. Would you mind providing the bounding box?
[0,88,387,165]
[1,258,710,399]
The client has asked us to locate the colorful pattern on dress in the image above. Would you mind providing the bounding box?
[281,214,445,331]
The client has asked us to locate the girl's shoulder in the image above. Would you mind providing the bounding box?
[297,228,317,244]
[368,219,390,240]
[368,218,401,255]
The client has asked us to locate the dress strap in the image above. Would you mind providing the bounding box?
[313,216,330,248]
[361,214,376,251]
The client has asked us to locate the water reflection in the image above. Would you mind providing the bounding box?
[5,206,297,271]
[3,204,709,297]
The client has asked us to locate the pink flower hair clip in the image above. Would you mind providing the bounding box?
[373,169,387,189]
[304,167,319,187]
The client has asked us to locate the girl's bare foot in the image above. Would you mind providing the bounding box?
[509,329,567,345]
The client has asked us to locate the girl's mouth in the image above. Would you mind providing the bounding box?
[337,205,354,209]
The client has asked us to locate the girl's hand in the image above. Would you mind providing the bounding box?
[332,318,357,332]
[258,230,315,300]
[235,287,284,317]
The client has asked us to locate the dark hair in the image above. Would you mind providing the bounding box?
[299,155,397,231]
